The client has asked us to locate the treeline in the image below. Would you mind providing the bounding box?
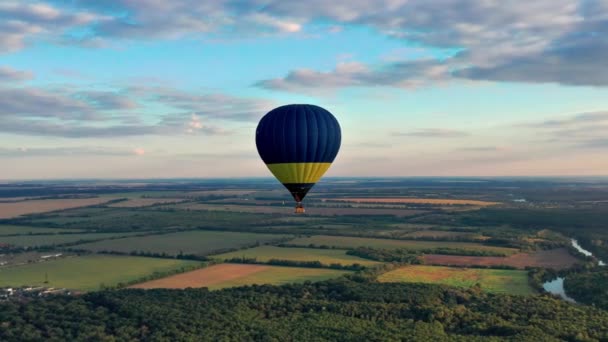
[224,257,365,271]
[346,247,421,263]
[67,237,291,261]
[87,249,211,262]
[100,262,211,290]
[1,279,607,341]
[527,261,600,295]
[564,269,608,310]
[285,242,509,257]
[11,232,158,251]
[458,207,608,260]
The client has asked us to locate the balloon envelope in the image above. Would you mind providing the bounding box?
[256,104,341,205]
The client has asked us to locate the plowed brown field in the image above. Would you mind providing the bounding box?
[130,264,268,289]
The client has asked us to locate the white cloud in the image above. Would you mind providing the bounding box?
[0,1,101,52]
[0,66,33,82]
[392,128,471,138]
[133,147,145,156]
[0,82,272,138]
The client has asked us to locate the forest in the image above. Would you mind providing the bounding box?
[1,278,607,341]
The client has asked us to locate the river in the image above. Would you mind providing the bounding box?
[542,239,605,303]
[571,239,606,266]
[542,277,576,303]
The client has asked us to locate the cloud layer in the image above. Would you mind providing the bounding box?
[3,1,606,89]
[0,66,33,82]
[253,0,608,90]
[0,2,100,52]
[0,83,273,138]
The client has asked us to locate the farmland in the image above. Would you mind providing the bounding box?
[0,255,201,291]
[72,230,292,256]
[0,197,115,218]
[0,178,606,340]
[107,198,185,207]
[178,189,258,197]
[130,263,350,290]
[212,246,380,266]
[0,224,83,235]
[177,203,425,217]
[402,230,487,240]
[21,208,268,232]
[378,265,534,295]
[0,252,68,267]
[288,235,518,254]
[422,248,579,269]
[329,198,500,206]
[0,232,144,247]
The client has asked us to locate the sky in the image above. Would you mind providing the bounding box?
[1,0,608,179]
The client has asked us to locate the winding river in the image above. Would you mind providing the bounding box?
[542,239,606,303]
[571,239,606,266]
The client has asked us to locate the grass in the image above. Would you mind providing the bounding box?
[0,255,200,291]
[288,235,518,255]
[0,232,144,247]
[130,263,350,290]
[0,224,84,236]
[72,231,292,256]
[377,265,534,295]
[212,246,380,266]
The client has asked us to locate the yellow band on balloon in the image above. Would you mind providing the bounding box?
[266,162,332,184]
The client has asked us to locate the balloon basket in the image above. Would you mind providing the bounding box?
[295,203,305,214]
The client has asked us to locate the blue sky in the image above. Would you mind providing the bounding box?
[1,0,608,179]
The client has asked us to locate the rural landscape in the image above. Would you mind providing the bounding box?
[2,0,608,340]
[1,178,608,340]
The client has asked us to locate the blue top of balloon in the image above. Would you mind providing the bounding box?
[255,104,342,165]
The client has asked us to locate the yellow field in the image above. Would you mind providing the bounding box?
[330,198,500,206]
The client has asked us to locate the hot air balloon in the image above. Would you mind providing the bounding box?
[256,104,341,213]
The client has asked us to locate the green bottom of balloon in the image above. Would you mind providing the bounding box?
[283,183,315,202]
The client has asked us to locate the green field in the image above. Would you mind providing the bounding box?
[22,208,269,232]
[288,235,517,254]
[0,255,201,291]
[0,232,144,247]
[0,225,84,236]
[72,230,292,256]
[378,265,534,295]
[212,246,380,266]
